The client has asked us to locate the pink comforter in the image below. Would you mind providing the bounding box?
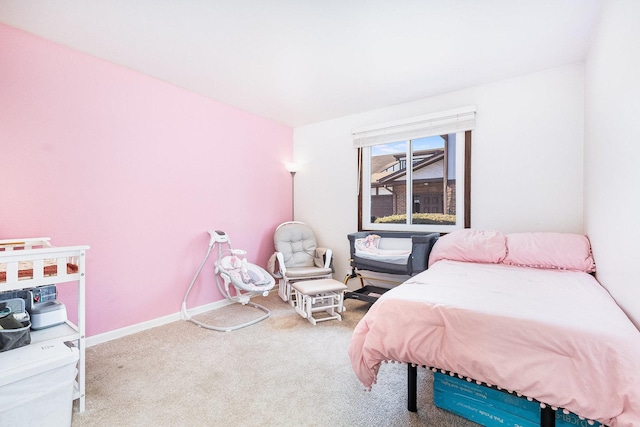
[348,260,640,426]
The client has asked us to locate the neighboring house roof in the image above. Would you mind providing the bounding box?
[370,154,398,183]
[372,149,445,185]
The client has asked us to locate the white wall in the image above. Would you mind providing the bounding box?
[584,0,640,329]
[294,64,585,280]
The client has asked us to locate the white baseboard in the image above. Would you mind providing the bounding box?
[86,299,233,347]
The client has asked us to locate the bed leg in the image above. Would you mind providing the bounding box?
[407,364,417,412]
[540,406,555,427]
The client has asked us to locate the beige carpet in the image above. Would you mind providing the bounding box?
[71,292,479,427]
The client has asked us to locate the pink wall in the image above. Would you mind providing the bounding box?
[0,24,293,337]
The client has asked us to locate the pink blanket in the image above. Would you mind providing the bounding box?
[348,260,640,426]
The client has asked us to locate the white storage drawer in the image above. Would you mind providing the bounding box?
[0,340,79,426]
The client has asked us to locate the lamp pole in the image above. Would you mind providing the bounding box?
[285,163,299,220]
[290,170,296,219]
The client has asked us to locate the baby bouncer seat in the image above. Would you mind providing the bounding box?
[182,230,275,332]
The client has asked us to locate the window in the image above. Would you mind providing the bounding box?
[353,107,474,233]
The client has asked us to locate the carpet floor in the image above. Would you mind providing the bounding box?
[71,291,479,427]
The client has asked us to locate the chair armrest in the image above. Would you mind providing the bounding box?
[276,252,288,275]
[315,247,333,269]
[267,252,287,278]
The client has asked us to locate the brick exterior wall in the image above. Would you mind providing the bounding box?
[371,180,456,219]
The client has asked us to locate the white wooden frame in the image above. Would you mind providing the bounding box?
[0,237,89,413]
[361,130,467,233]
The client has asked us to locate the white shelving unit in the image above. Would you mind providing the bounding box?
[0,238,89,412]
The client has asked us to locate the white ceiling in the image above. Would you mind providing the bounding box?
[0,0,602,127]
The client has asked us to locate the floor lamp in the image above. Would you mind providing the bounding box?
[285,162,299,219]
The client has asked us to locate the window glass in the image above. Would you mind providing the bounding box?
[362,132,467,232]
[369,141,407,223]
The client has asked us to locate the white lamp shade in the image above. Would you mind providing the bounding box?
[285,162,300,173]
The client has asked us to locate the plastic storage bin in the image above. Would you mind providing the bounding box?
[434,372,602,427]
[0,340,79,426]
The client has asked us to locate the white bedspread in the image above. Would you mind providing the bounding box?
[348,260,640,426]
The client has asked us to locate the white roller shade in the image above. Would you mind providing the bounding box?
[353,106,476,148]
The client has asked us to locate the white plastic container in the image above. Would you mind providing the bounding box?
[0,340,79,426]
[30,300,68,330]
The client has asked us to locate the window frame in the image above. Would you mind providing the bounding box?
[357,130,471,233]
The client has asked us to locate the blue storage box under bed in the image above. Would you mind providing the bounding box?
[434,372,602,427]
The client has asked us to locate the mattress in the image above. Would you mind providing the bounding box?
[353,248,410,265]
[354,235,411,265]
[348,260,640,427]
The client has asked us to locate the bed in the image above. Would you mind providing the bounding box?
[348,230,640,427]
[0,237,89,412]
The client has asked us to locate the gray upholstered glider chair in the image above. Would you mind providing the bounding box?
[267,221,333,303]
